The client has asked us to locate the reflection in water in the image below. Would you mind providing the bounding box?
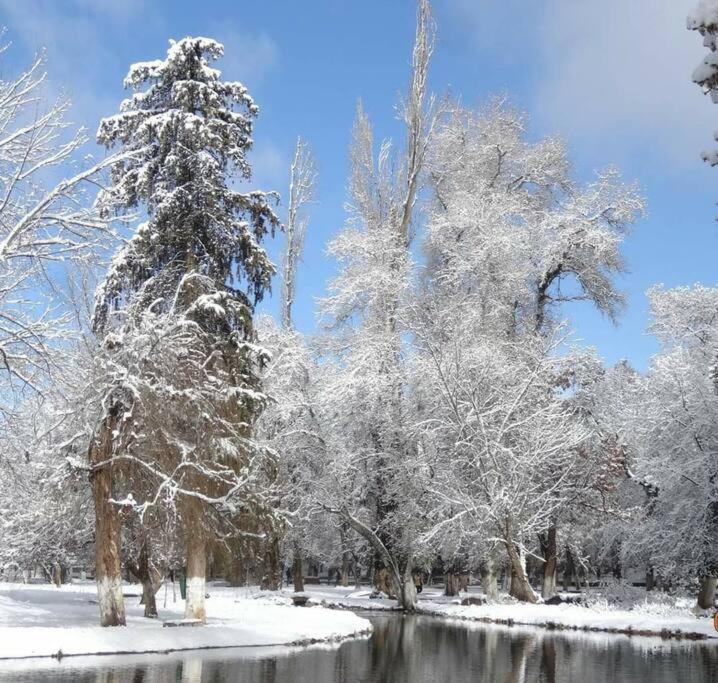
[1,612,717,683]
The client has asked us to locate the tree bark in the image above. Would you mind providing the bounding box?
[88,416,126,627]
[646,566,655,592]
[185,531,207,622]
[445,571,458,597]
[340,550,351,587]
[697,576,716,610]
[184,498,207,623]
[129,537,159,619]
[504,534,538,603]
[261,535,281,591]
[481,555,499,601]
[399,566,417,611]
[52,562,62,588]
[292,545,304,593]
[539,525,558,599]
[353,553,362,589]
[374,566,394,596]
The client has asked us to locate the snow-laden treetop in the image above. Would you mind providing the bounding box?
[94,36,279,333]
[689,3,718,165]
[688,0,718,34]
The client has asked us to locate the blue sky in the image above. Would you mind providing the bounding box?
[0,0,716,371]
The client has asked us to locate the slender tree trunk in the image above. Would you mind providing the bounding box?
[481,555,499,601]
[52,562,62,588]
[341,550,351,587]
[338,523,351,587]
[292,545,304,593]
[353,555,362,589]
[697,576,716,610]
[132,538,159,619]
[563,547,576,592]
[646,566,655,592]
[141,577,158,618]
[540,525,558,599]
[336,507,406,605]
[88,417,126,627]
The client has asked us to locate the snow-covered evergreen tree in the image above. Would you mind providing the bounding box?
[89,36,280,626]
[689,1,718,165]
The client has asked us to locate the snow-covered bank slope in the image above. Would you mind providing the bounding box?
[419,601,718,640]
[0,583,371,660]
[289,585,718,641]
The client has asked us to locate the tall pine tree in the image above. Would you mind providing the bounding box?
[89,37,279,626]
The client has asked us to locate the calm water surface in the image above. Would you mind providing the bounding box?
[0,611,716,682]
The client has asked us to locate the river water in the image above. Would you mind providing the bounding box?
[0,611,716,682]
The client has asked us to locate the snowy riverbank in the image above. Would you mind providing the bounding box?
[288,585,718,641]
[0,582,372,660]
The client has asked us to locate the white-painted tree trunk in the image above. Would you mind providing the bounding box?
[542,570,557,600]
[185,534,207,622]
[481,555,499,601]
[89,416,126,627]
[97,575,126,627]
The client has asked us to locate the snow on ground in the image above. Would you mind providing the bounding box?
[287,584,718,640]
[0,582,371,660]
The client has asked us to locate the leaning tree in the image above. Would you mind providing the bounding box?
[89,36,279,626]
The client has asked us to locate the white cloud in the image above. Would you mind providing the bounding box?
[533,0,713,168]
[448,0,716,170]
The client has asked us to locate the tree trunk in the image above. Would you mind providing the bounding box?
[292,545,304,593]
[340,550,351,587]
[540,525,558,599]
[646,566,655,592]
[445,571,463,597]
[261,535,281,591]
[505,538,538,603]
[563,547,575,592]
[184,498,207,623]
[88,417,126,627]
[374,565,394,596]
[400,566,417,612]
[335,507,407,606]
[353,557,362,589]
[141,577,158,618]
[185,532,207,622]
[445,571,455,597]
[481,555,499,601]
[697,576,716,610]
[52,562,62,588]
[131,538,158,619]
